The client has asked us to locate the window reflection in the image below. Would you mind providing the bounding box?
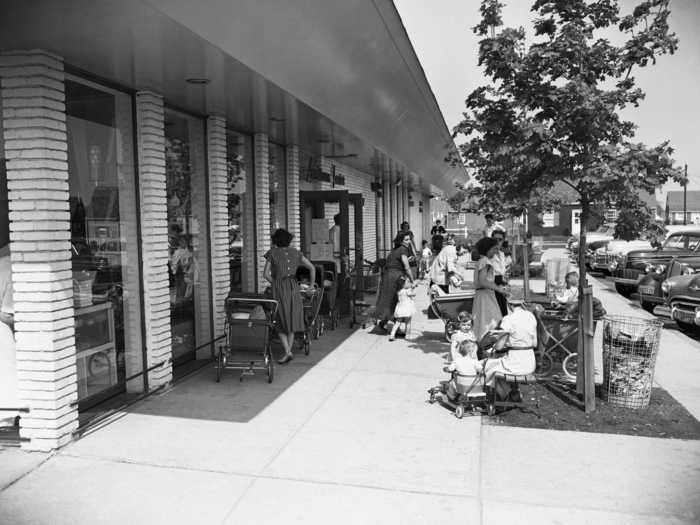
[226,131,253,293]
[269,143,286,231]
[65,79,143,406]
[165,109,210,364]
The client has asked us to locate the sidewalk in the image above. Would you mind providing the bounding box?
[1,282,699,524]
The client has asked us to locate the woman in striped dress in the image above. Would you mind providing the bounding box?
[264,228,316,364]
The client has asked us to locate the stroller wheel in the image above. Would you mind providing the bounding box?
[215,350,223,383]
[455,405,465,419]
[429,391,436,404]
[304,339,310,356]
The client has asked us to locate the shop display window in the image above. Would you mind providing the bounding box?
[269,143,287,231]
[65,78,143,407]
[165,109,211,363]
[226,130,253,293]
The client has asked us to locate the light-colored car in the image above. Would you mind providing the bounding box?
[592,239,653,274]
[568,224,616,263]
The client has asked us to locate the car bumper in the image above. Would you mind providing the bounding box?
[613,276,642,285]
[670,298,700,326]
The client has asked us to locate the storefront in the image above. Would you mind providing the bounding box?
[0,0,465,450]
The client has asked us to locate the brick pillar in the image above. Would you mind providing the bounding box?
[375,182,384,256]
[0,50,78,451]
[135,91,172,389]
[254,133,270,292]
[286,144,300,248]
[207,116,228,338]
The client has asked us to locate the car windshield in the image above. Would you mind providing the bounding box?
[663,234,687,250]
[689,235,700,251]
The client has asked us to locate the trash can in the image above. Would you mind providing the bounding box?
[602,315,663,409]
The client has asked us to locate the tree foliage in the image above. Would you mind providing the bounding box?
[452,0,685,228]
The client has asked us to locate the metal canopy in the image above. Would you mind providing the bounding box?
[0,0,465,193]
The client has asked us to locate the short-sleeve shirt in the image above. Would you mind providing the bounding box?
[264,247,302,280]
[385,245,410,272]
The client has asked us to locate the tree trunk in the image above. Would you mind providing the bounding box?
[576,199,588,394]
[576,198,595,411]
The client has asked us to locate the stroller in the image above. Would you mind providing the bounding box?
[429,285,476,343]
[299,285,323,355]
[347,258,384,329]
[428,330,511,418]
[216,295,278,384]
[313,260,339,332]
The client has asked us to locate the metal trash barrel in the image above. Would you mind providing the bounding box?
[602,315,663,409]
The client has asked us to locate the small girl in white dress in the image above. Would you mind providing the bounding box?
[389,276,417,341]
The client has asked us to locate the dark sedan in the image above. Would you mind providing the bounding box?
[662,273,700,333]
[611,229,700,299]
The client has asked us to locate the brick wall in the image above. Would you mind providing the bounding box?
[286,145,300,248]
[134,91,172,389]
[206,116,228,339]
[1,50,78,451]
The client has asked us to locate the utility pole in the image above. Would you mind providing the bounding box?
[683,164,688,225]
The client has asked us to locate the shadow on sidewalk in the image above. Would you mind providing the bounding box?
[126,324,357,424]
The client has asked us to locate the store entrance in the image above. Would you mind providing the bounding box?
[299,190,364,310]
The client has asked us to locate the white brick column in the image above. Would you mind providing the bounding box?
[207,116,229,338]
[286,144,300,248]
[0,50,78,451]
[135,91,172,389]
[254,133,270,292]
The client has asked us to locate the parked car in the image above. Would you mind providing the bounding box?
[591,239,653,274]
[612,229,700,298]
[566,224,615,254]
[662,272,700,333]
[637,258,697,313]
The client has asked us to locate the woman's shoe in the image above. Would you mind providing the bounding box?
[278,353,294,364]
[388,335,395,341]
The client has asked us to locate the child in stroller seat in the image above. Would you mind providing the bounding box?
[445,340,481,402]
[449,311,476,362]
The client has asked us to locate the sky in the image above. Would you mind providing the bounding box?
[394,0,700,196]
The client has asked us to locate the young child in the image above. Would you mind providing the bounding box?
[555,271,579,305]
[419,240,432,280]
[389,276,416,341]
[445,340,481,402]
[450,311,476,362]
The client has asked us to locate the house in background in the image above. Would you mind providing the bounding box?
[666,190,700,225]
[527,189,663,237]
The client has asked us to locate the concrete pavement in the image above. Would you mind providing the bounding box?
[1,278,699,524]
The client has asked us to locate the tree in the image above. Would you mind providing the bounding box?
[454,0,685,410]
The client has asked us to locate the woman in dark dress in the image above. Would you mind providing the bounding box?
[375,232,414,330]
[264,229,316,364]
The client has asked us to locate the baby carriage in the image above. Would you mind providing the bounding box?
[429,285,476,343]
[299,285,323,355]
[216,294,278,383]
[313,260,339,332]
[347,258,384,329]
[428,330,511,418]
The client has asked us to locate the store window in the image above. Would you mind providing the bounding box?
[0,126,19,412]
[268,143,287,231]
[165,109,211,364]
[65,78,143,407]
[226,130,253,293]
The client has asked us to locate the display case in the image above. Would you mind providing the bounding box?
[75,301,117,400]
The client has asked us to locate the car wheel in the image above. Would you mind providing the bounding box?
[676,320,698,334]
[615,283,633,298]
[640,300,656,314]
